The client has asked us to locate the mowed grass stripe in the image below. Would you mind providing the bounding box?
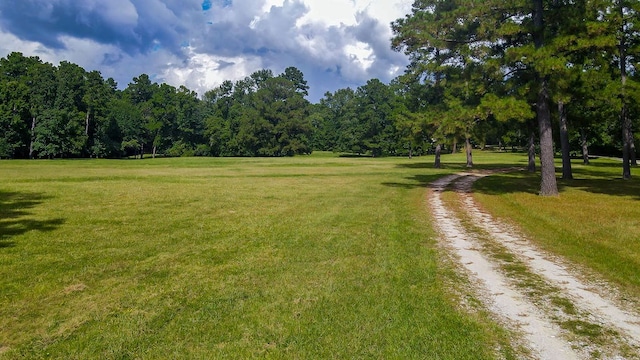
[0,153,513,359]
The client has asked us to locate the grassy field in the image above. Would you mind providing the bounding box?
[2,152,638,359]
[1,152,517,359]
[473,157,640,301]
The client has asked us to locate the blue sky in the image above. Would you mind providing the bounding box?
[0,0,412,101]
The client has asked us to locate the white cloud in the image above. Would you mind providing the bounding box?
[296,0,411,27]
[296,0,356,27]
[0,32,46,59]
[0,31,123,79]
[162,48,264,94]
[345,42,374,71]
[261,0,286,13]
[0,0,413,100]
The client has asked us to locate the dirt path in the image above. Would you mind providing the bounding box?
[429,172,640,359]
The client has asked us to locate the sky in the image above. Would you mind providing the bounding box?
[0,0,413,102]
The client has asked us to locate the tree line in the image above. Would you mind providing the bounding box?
[0,52,450,160]
[0,0,638,196]
[0,52,203,159]
[0,53,419,159]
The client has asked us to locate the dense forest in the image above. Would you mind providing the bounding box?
[1,1,639,186]
[0,52,423,160]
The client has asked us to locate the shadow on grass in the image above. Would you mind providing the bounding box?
[579,160,623,169]
[473,172,539,196]
[338,153,373,158]
[571,163,633,177]
[0,191,65,248]
[396,162,527,170]
[395,162,438,169]
[382,174,445,189]
[385,162,529,190]
[472,166,640,200]
[385,156,640,198]
[560,178,640,200]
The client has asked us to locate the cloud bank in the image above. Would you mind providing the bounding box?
[0,0,412,101]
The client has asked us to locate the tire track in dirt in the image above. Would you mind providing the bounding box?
[430,174,580,359]
[429,172,640,359]
[455,173,640,346]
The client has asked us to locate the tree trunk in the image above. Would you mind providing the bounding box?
[620,4,631,179]
[408,145,413,159]
[534,0,558,196]
[465,135,473,168]
[85,108,91,136]
[452,138,457,154]
[153,145,157,159]
[581,128,589,165]
[631,139,637,166]
[622,103,631,179]
[140,143,144,159]
[29,116,36,159]
[528,131,536,173]
[537,81,558,195]
[434,144,441,168]
[558,101,572,180]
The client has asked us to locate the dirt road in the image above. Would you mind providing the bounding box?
[429,172,640,359]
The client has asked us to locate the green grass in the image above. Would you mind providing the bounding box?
[473,157,640,300]
[0,152,515,359]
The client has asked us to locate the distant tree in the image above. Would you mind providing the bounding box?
[124,74,159,158]
[27,59,57,158]
[318,88,359,153]
[147,83,176,157]
[250,69,274,91]
[172,86,204,156]
[354,79,397,157]
[252,74,312,156]
[0,53,34,158]
[393,107,425,159]
[202,68,312,157]
[126,74,155,105]
[0,80,30,158]
[108,97,144,158]
[83,71,117,157]
[203,81,234,156]
[282,66,310,96]
[32,108,85,158]
[308,102,333,151]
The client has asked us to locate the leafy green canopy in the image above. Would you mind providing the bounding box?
[391,0,639,186]
[0,53,318,158]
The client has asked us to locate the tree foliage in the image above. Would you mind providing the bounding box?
[0,53,314,158]
[391,0,639,191]
[202,69,312,157]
